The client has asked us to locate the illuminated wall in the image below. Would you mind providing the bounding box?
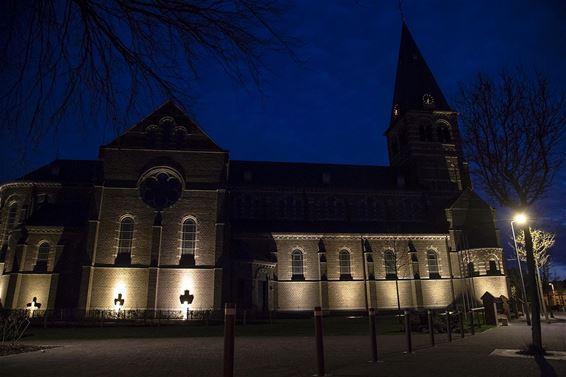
[327,281,366,309]
[13,274,55,309]
[88,267,149,309]
[156,268,220,310]
[0,274,9,307]
[277,281,319,310]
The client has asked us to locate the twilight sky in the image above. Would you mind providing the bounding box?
[1,0,565,277]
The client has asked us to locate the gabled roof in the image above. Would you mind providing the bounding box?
[449,188,493,211]
[103,100,225,153]
[391,22,452,121]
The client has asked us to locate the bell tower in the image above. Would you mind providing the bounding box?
[386,22,470,192]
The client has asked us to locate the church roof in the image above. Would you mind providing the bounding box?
[229,160,398,190]
[17,159,101,184]
[391,22,452,120]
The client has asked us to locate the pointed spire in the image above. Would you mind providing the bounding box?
[391,22,452,120]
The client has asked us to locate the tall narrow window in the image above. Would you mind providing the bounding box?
[291,249,304,280]
[384,250,397,279]
[339,250,351,279]
[4,203,18,241]
[181,218,197,256]
[35,242,50,272]
[427,250,440,278]
[116,217,134,264]
[180,217,197,265]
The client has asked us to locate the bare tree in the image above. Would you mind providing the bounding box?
[514,227,555,320]
[515,228,555,269]
[0,0,295,145]
[457,69,566,353]
[382,239,411,328]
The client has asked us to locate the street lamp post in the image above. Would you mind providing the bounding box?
[511,214,531,326]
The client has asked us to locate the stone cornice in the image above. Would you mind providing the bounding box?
[241,233,450,241]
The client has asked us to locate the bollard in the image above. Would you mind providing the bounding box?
[314,306,326,376]
[404,310,412,353]
[224,303,236,377]
[446,310,452,342]
[459,311,465,338]
[427,310,435,346]
[368,308,378,362]
[470,310,475,335]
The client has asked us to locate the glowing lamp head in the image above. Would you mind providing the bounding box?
[513,213,528,225]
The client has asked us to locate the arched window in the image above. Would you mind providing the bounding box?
[6,203,18,229]
[35,242,50,272]
[487,258,501,275]
[339,250,351,279]
[179,217,197,265]
[37,242,50,262]
[117,217,134,257]
[181,218,197,256]
[291,249,304,280]
[384,250,397,279]
[427,250,440,278]
[4,203,19,239]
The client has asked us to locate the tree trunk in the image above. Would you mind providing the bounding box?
[523,226,543,353]
[395,278,402,330]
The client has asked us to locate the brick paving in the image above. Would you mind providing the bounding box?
[2,316,566,377]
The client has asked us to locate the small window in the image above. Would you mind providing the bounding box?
[487,259,500,275]
[291,250,304,280]
[116,217,134,264]
[339,250,351,280]
[384,250,397,279]
[467,262,477,277]
[427,250,440,278]
[35,242,50,272]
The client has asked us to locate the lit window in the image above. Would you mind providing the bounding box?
[181,218,197,256]
[339,250,351,278]
[427,250,440,278]
[384,250,397,278]
[291,249,304,279]
[117,217,134,256]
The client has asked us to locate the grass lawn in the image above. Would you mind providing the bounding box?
[22,315,493,341]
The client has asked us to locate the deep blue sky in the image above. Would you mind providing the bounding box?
[2,0,565,277]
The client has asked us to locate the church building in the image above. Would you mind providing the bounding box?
[0,23,508,316]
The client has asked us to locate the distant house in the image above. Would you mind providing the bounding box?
[0,23,507,315]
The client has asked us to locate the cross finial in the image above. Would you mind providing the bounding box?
[398,0,406,22]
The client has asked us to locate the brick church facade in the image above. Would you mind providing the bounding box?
[0,23,508,315]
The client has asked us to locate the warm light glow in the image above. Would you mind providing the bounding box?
[513,213,528,225]
[114,282,126,298]
[182,300,189,320]
[114,300,123,313]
